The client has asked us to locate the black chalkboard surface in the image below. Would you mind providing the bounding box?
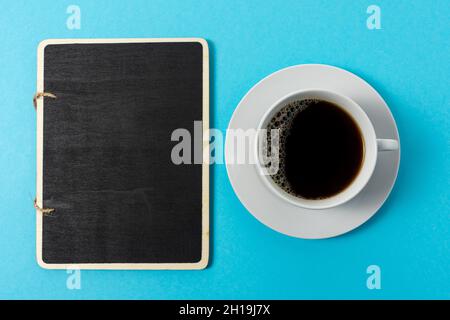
[35,39,209,269]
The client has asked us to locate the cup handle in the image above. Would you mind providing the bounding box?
[377,139,399,152]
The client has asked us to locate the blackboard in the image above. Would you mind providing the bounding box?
[35,39,209,269]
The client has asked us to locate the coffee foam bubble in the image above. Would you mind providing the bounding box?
[263,99,319,197]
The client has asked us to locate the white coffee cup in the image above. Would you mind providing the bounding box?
[255,89,399,210]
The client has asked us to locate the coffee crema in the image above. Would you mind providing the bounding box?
[264,99,364,200]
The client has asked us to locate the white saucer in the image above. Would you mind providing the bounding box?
[225,64,400,239]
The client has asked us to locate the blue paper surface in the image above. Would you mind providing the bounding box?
[0,0,448,299]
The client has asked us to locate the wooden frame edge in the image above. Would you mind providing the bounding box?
[36,38,210,270]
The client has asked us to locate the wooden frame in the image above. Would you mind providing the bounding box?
[36,38,209,270]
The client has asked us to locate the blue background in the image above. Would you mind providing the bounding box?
[0,0,448,299]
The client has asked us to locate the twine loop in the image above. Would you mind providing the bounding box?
[34,198,55,215]
[33,92,56,109]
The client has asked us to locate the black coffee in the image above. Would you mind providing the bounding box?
[265,99,364,199]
